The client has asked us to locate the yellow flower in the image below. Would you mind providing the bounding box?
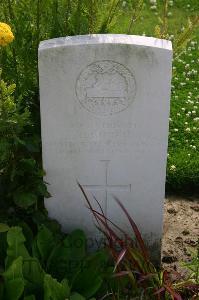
[0,22,14,46]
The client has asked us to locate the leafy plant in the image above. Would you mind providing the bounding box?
[79,183,199,299]
[0,71,49,223]
[0,224,110,299]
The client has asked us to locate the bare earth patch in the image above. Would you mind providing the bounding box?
[162,196,199,273]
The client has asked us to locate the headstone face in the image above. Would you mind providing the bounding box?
[39,34,172,260]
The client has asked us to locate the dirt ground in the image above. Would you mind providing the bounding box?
[162,196,199,273]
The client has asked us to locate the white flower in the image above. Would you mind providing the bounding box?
[150,5,157,10]
[174,128,179,132]
[185,122,188,125]
[192,146,196,150]
[170,165,176,171]
[150,0,157,4]
[188,153,191,157]
[192,110,196,114]
[185,128,191,132]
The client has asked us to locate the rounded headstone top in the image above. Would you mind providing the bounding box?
[39,34,172,51]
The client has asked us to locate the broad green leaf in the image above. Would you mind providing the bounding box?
[65,230,87,280]
[68,230,86,261]
[0,232,7,266]
[72,250,109,298]
[69,293,86,300]
[35,225,56,265]
[24,296,36,300]
[4,278,24,300]
[13,191,37,208]
[4,257,23,280]
[47,238,71,280]
[0,281,4,300]
[44,274,70,300]
[3,257,24,300]
[19,222,34,253]
[0,223,9,233]
[6,227,30,267]
[23,258,45,297]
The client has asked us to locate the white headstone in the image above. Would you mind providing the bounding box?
[39,34,172,260]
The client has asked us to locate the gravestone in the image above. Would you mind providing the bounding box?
[39,34,172,260]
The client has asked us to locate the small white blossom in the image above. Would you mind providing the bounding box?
[150,5,157,10]
[170,165,176,171]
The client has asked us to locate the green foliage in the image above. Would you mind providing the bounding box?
[181,244,199,285]
[6,226,30,267]
[3,257,25,300]
[43,274,70,300]
[80,186,199,299]
[0,225,109,299]
[0,71,50,226]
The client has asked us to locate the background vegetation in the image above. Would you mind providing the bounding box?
[0,0,198,196]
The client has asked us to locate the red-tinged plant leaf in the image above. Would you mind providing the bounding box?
[112,271,130,277]
[77,181,100,226]
[113,248,127,272]
[153,287,166,300]
[153,286,165,295]
[139,272,157,282]
[113,196,149,261]
[78,182,125,248]
[89,207,132,244]
[163,270,170,284]
[90,209,124,247]
[164,285,183,300]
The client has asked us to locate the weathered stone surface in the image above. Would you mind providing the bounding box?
[39,34,172,258]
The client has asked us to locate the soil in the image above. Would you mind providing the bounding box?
[161,196,199,274]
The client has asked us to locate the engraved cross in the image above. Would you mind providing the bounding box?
[82,160,131,213]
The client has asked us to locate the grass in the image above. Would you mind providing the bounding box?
[0,0,199,194]
[111,1,199,193]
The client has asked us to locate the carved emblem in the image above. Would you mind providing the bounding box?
[76,60,136,116]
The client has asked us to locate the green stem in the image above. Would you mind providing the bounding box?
[7,0,19,90]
